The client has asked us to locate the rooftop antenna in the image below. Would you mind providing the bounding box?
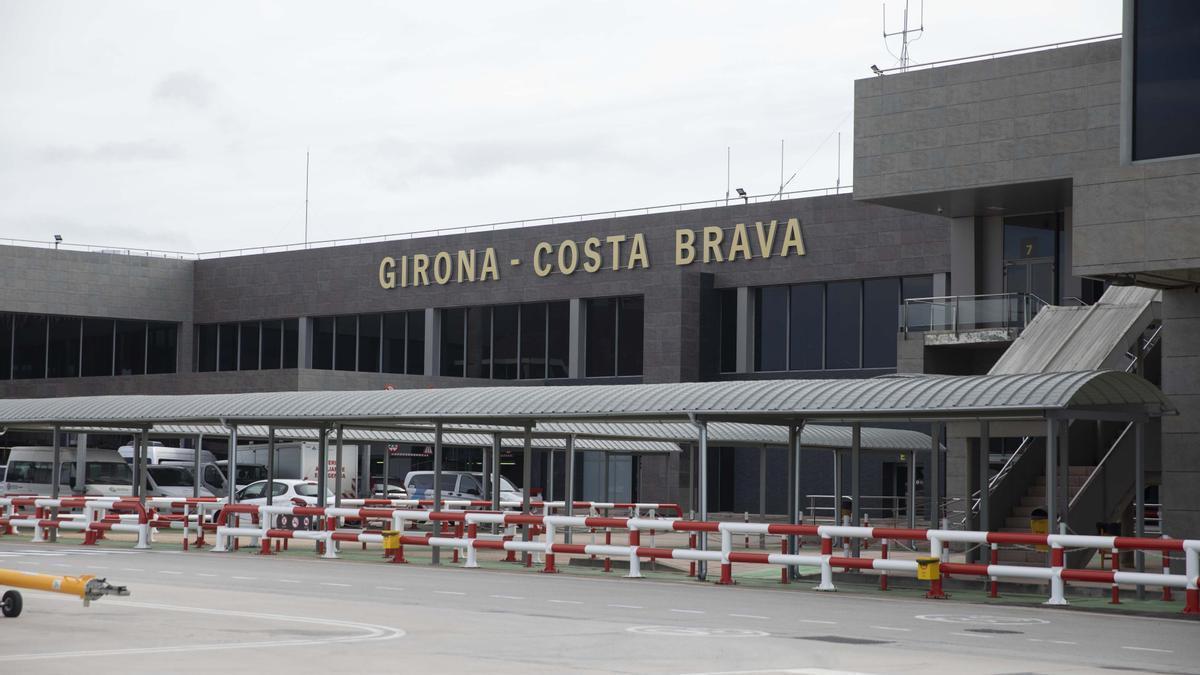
[778,139,785,199]
[725,146,731,206]
[836,132,842,192]
[883,0,924,72]
[304,149,310,248]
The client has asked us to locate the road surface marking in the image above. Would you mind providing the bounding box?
[232,576,257,581]
[376,586,404,591]
[951,632,992,638]
[89,566,108,570]
[319,582,350,587]
[1122,646,1172,653]
[196,573,217,578]
[158,570,183,575]
[548,599,583,605]
[796,619,837,625]
[870,626,911,632]
[52,563,70,568]
[729,614,768,620]
[277,579,300,583]
[1048,640,1076,645]
[609,604,644,609]
[121,568,144,572]
[670,609,705,614]
[490,594,523,600]
[434,590,465,596]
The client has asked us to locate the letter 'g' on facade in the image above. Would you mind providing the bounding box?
[379,256,396,289]
[675,228,696,265]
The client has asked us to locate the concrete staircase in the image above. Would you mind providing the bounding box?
[998,465,1093,563]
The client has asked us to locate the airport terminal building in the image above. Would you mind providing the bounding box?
[2,3,1197,538]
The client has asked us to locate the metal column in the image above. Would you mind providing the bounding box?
[227,424,239,506]
[481,446,489,501]
[1058,420,1070,530]
[382,440,390,495]
[316,425,328,508]
[979,422,990,533]
[697,420,709,581]
[432,421,443,565]
[334,424,344,508]
[832,450,843,525]
[266,426,276,506]
[491,433,502,511]
[50,426,61,543]
[930,422,941,528]
[758,446,767,522]
[547,446,555,503]
[521,424,532,565]
[193,434,203,499]
[850,424,861,556]
[1135,420,1146,599]
[1045,419,1058,529]
[564,434,576,544]
[139,429,149,509]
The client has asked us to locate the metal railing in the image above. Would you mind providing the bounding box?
[805,494,925,523]
[873,34,1121,75]
[0,237,195,260]
[900,292,1047,336]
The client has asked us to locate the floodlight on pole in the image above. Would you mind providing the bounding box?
[53,234,62,250]
[736,187,748,204]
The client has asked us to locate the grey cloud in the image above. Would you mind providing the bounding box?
[152,70,216,109]
[41,140,182,163]
[370,137,622,182]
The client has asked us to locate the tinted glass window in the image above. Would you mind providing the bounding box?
[115,320,146,375]
[862,277,900,368]
[358,314,380,372]
[789,284,824,371]
[440,308,465,376]
[238,321,259,370]
[282,318,299,368]
[382,312,406,374]
[1003,213,1058,260]
[146,322,176,374]
[1133,0,1200,161]
[492,304,518,379]
[902,275,935,332]
[47,316,80,378]
[616,296,643,376]
[334,315,357,371]
[86,461,131,485]
[719,289,737,373]
[0,314,11,380]
[195,323,217,372]
[148,466,193,486]
[546,301,569,379]
[465,306,489,378]
[825,281,861,370]
[585,297,616,377]
[216,322,237,372]
[260,320,282,370]
[12,313,46,379]
[82,317,113,374]
[406,311,425,375]
[520,303,547,379]
[754,287,788,371]
[312,317,334,370]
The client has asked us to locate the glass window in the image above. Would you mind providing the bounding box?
[901,275,935,332]
[825,281,861,370]
[147,466,193,486]
[617,296,643,377]
[115,320,146,375]
[261,320,282,370]
[270,482,288,496]
[12,313,46,379]
[215,323,237,372]
[1003,213,1058,260]
[47,316,80,378]
[1132,0,1200,161]
[719,289,737,373]
[358,314,380,373]
[382,313,407,374]
[239,321,259,370]
[85,461,131,485]
[312,317,334,370]
[789,284,824,371]
[146,322,176,374]
[492,304,519,380]
[194,324,217,372]
[0,314,10,380]
[334,315,357,371]
[458,474,482,496]
[862,277,900,368]
[520,303,547,379]
[406,310,425,375]
[240,481,266,499]
[465,306,489,379]
[754,287,788,372]
[546,301,569,379]
[585,297,616,377]
[282,318,299,368]
[440,308,465,376]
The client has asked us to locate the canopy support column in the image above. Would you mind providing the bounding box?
[382,439,390,497]
[1045,418,1058,532]
[266,426,276,506]
[547,445,555,503]
[930,422,941,529]
[193,434,203,499]
[521,423,532,566]
[907,449,917,529]
[978,421,990,561]
[851,423,861,557]
[316,425,328,508]
[1058,420,1070,531]
[432,420,444,566]
[832,450,843,526]
[786,424,803,580]
[334,424,344,508]
[697,419,709,581]
[758,446,767,523]
[1135,420,1146,599]
[564,434,576,544]
[227,424,239,506]
[50,426,61,543]
[491,433,502,511]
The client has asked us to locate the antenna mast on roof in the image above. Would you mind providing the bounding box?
[304,149,310,248]
[883,0,924,72]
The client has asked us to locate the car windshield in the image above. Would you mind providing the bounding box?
[86,461,132,485]
[148,466,194,487]
[237,465,268,483]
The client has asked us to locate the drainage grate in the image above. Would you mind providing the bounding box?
[797,635,891,645]
[965,628,1023,635]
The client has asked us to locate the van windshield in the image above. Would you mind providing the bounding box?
[237,465,268,484]
[148,466,194,487]
[85,462,133,485]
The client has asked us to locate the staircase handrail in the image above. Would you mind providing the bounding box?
[1069,421,1134,510]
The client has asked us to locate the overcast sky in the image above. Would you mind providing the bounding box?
[0,1,1121,253]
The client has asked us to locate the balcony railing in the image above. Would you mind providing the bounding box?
[900,292,1047,336]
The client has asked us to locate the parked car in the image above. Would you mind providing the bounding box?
[371,483,408,499]
[226,479,336,531]
[402,471,523,502]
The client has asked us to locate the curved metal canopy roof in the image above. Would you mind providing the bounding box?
[0,371,1171,427]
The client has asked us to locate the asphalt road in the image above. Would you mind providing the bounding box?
[0,542,1196,674]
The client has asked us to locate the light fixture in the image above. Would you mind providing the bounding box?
[871,64,884,76]
[53,234,62,249]
[736,187,748,204]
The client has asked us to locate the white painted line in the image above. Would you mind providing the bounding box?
[434,590,466,596]
[52,563,70,568]
[121,568,144,572]
[670,609,705,614]
[951,632,992,638]
[319,582,350,587]
[277,579,300,584]
[609,604,644,609]
[196,573,217,578]
[870,626,911,632]
[90,566,108,570]
[548,599,583,605]
[375,586,404,591]
[1121,646,1172,653]
[1048,640,1076,645]
[728,613,768,620]
[796,619,838,625]
[232,576,257,581]
[489,594,524,600]
[158,570,183,575]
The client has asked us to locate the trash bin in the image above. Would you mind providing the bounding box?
[1030,508,1048,551]
[381,529,400,552]
[916,556,940,580]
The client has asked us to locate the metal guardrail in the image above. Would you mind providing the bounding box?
[873,33,1121,75]
[0,238,195,260]
[900,292,1047,336]
[805,494,925,522]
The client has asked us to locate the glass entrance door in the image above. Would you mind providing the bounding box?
[1004,258,1055,302]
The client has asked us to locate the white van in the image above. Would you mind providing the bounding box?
[117,444,217,466]
[403,471,523,503]
[145,465,215,498]
[1,446,133,497]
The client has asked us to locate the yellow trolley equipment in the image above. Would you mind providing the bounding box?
[0,567,129,618]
